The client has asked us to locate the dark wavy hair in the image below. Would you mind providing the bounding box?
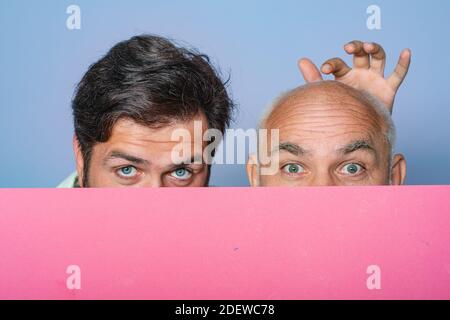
[72,34,234,186]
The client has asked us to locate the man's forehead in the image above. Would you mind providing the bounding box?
[263,101,385,150]
[264,81,385,129]
[93,117,208,165]
[261,115,386,156]
[267,101,382,131]
[110,116,209,142]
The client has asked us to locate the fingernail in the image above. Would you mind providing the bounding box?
[322,64,332,73]
[401,49,411,58]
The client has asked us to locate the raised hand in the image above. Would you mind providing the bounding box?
[298,41,411,113]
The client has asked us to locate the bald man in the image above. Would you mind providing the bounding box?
[246,81,406,186]
[246,41,410,187]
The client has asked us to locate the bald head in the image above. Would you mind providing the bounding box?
[247,81,406,187]
[261,81,394,144]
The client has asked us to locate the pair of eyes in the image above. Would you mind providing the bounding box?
[116,166,192,180]
[282,163,365,176]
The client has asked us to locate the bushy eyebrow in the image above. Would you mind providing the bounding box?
[272,142,308,156]
[272,140,376,158]
[340,139,376,155]
[103,151,150,166]
[103,151,205,168]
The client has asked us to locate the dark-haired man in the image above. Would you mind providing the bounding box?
[58,35,233,187]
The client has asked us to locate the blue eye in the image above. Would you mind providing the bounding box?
[341,163,364,175]
[282,163,304,175]
[117,166,138,178]
[171,168,192,180]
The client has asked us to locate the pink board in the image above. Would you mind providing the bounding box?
[0,186,449,300]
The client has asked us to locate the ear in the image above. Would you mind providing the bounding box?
[73,135,85,187]
[246,153,259,187]
[390,153,407,185]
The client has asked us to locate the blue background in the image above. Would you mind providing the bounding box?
[0,0,449,187]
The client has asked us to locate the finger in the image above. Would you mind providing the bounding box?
[298,58,323,82]
[363,42,386,75]
[387,49,412,90]
[321,58,351,78]
[344,40,370,69]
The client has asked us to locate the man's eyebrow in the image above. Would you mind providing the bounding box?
[103,151,150,165]
[340,139,376,155]
[272,142,308,156]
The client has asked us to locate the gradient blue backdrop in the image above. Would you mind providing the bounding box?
[1,0,449,187]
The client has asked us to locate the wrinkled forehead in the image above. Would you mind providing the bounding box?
[94,115,209,166]
[262,96,389,153]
